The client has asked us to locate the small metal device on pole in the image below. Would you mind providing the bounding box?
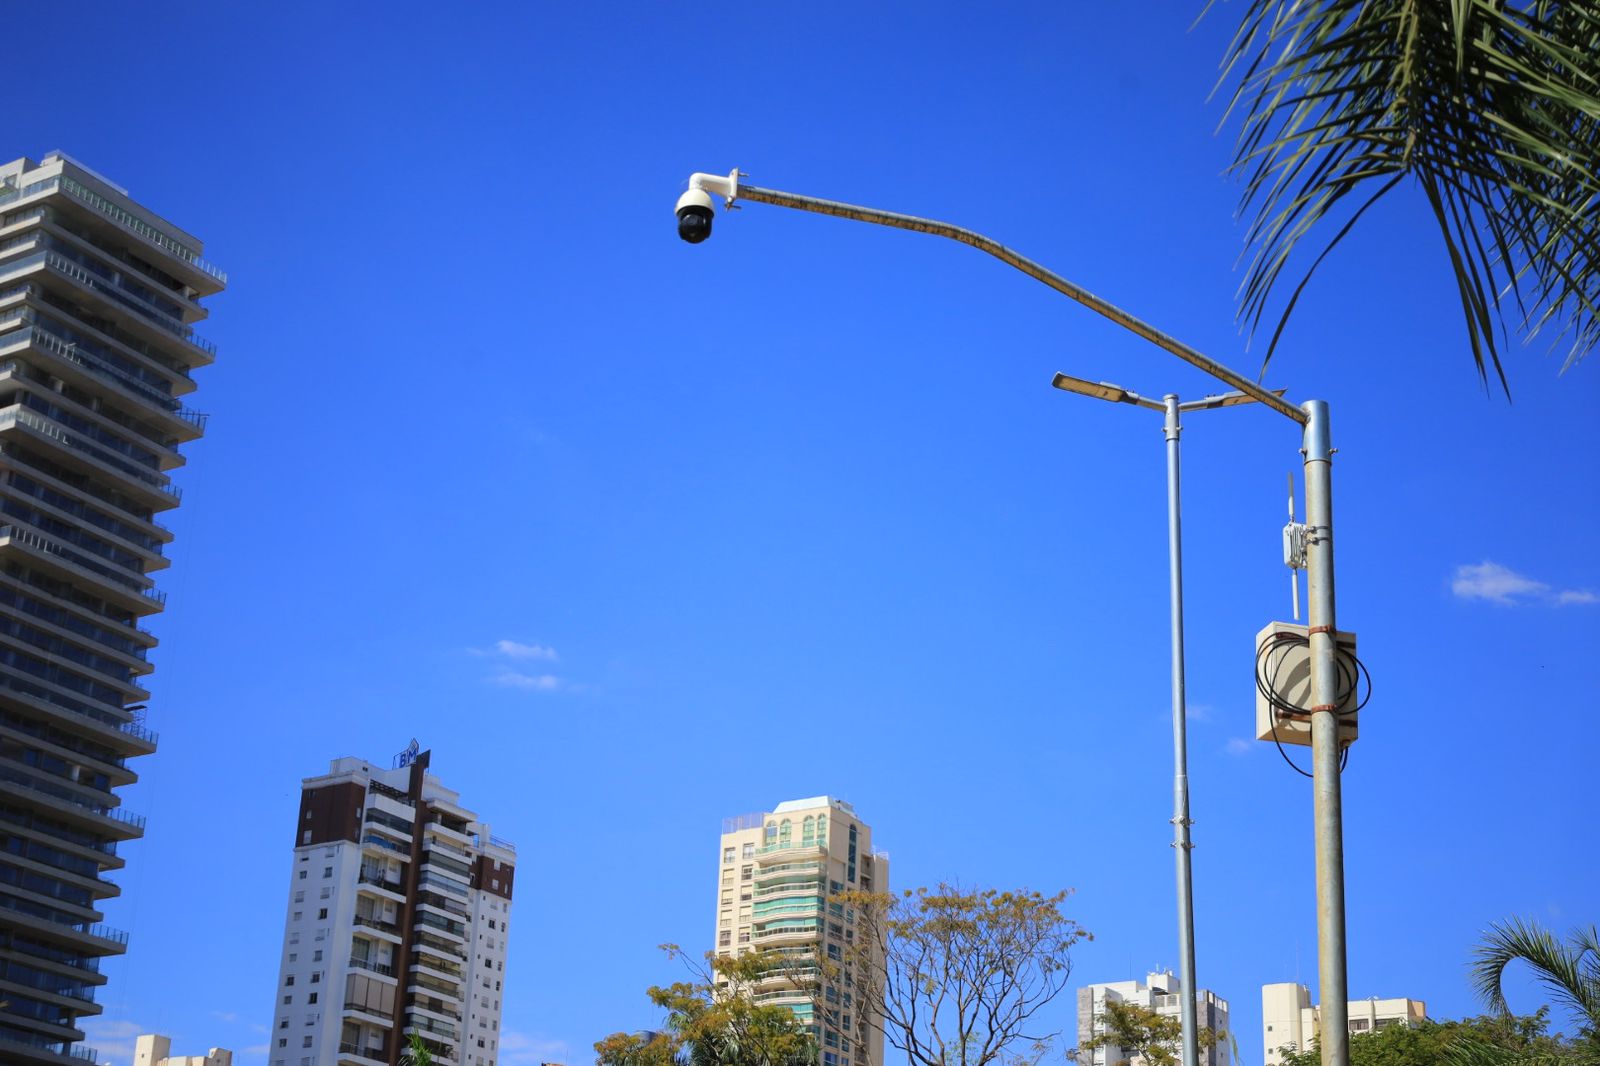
[680,170,1353,1066]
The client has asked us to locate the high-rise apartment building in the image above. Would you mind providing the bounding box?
[716,797,888,1066]
[1261,982,1426,1065]
[0,152,224,1065]
[269,749,516,1066]
[1076,971,1231,1066]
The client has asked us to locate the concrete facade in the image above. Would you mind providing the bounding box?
[1261,983,1427,1065]
[0,151,223,1065]
[134,1033,234,1066]
[1076,971,1231,1066]
[717,797,889,1066]
[267,749,516,1066]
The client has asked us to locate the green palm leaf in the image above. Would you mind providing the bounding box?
[1211,0,1600,389]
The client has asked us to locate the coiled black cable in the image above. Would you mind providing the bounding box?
[1254,630,1371,777]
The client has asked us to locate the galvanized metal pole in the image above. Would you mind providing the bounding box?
[1301,400,1349,1066]
[1164,395,1201,1066]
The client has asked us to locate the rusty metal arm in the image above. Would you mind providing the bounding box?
[733,181,1307,425]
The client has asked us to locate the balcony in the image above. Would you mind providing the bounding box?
[357,870,405,899]
[352,913,400,936]
[0,763,145,836]
[756,840,828,862]
[0,403,180,500]
[0,318,202,430]
[348,956,395,979]
[55,175,227,285]
[337,1042,388,1066]
[754,923,820,945]
[39,252,216,358]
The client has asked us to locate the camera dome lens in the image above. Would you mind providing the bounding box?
[677,206,712,244]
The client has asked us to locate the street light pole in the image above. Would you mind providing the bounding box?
[1162,394,1200,1066]
[1051,376,1272,1066]
[1301,400,1348,1066]
[679,170,1350,1066]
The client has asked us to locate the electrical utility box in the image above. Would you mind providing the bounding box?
[1254,621,1359,747]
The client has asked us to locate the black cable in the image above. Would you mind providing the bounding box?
[1254,629,1371,777]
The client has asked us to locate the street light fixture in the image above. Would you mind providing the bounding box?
[677,170,1354,1066]
[1051,372,1283,1066]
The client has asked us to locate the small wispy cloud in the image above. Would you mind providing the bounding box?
[499,1029,571,1066]
[1224,738,1253,756]
[1450,561,1596,607]
[491,670,563,692]
[470,639,559,661]
[212,1010,240,1024]
[1186,703,1213,723]
[80,1018,147,1061]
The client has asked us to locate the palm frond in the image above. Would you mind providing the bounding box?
[1468,917,1600,1027]
[1212,0,1600,389]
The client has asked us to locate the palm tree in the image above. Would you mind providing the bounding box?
[1212,2,1600,389]
[1450,917,1600,1065]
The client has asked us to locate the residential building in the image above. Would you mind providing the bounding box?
[1077,971,1231,1066]
[0,151,224,1065]
[716,797,888,1066]
[268,748,516,1066]
[1261,983,1426,1065]
[134,1033,234,1066]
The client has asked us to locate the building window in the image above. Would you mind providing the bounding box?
[318,908,328,919]
[294,891,305,903]
[742,842,754,858]
[303,1037,313,1048]
[308,992,318,1004]
[723,846,735,864]
[803,816,815,844]
[298,870,307,880]
[741,866,752,881]
[286,976,295,986]
[323,866,332,878]
[779,819,792,844]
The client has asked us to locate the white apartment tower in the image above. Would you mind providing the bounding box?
[716,797,888,1066]
[0,152,224,1065]
[268,748,516,1066]
[1077,972,1231,1066]
[1261,982,1426,1065]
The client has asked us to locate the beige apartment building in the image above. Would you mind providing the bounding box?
[1261,982,1426,1065]
[267,748,516,1066]
[1076,971,1230,1066]
[716,797,888,1066]
[134,1034,233,1066]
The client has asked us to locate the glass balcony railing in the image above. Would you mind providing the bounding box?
[0,407,180,503]
[348,956,395,978]
[57,177,228,283]
[0,764,145,830]
[0,316,204,427]
[0,524,165,606]
[41,252,217,356]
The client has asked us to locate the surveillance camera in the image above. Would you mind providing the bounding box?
[676,188,715,244]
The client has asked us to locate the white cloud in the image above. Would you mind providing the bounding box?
[1451,561,1596,606]
[499,1029,571,1066]
[1186,703,1213,723]
[495,639,558,661]
[471,639,559,660]
[491,670,562,692]
[1224,738,1253,756]
[79,1018,146,1062]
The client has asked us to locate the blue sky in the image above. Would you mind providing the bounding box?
[13,2,1598,1064]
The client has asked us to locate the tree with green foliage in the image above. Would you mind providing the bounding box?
[841,884,1088,1066]
[1275,1010,1587,1066]
[1080,999,1225,1066]
[1211,1,1600,387]
[595,946,818,1066]
[401,1034,435,1066]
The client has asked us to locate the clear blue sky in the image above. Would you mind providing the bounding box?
[14,2,1597,1064]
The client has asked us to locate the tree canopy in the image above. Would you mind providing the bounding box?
[594,946,817,1066]
[1080,998,1224,1066]
[842,884,1088,1066]
[1212,1,1600,388]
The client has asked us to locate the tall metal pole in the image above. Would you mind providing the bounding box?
[1302,400,1348,1066]
[1163,395,1200,1066]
